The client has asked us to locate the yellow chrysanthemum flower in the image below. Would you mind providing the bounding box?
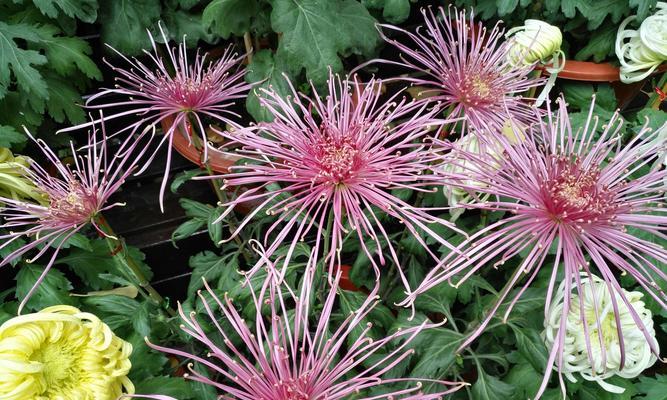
[0,305,135,399]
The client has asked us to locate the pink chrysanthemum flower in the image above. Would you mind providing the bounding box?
[401,97,667,397]
[136,254,466,400]
[211,73,463,292]
[61,24,252,211]
[0,124,151,313]
[375,6,543,135]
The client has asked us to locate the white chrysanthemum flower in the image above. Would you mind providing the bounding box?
[505,19,565,105]
[441,120,523,220]
[544,274,658,393]
[442,133,492,221]
[506,19,564,67]
[616,2,667,83]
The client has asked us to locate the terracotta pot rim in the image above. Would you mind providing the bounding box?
[160,116,241,174]
[541,59,667,82]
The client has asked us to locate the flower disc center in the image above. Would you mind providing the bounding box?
[315,135,360,184]
[157,74,214,109]
[48,180,98,223]
[30,339,80,390]
[457,73,499,106]
[547,160,613,222]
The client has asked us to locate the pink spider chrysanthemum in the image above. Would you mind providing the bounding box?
[133,252,466,400]
[374,6,543,135]
[61,24,252,211]
[210,72,463,293]
[401,97,667,397]
[0,124,152,313]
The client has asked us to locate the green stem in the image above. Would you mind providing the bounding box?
[185,115,250,259]
[185,116,225,204]
[649,72,667,110]
[96,215,177,317]
[526,69,542,99]
[322,209,335,265]
[479,209,488,228]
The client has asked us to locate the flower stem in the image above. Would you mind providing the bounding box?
[649,72,667,110]
[527,69,542,99]
[96,214,177,317]
[243,32,254,64]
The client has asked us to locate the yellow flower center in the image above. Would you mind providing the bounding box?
[30,337,81,394]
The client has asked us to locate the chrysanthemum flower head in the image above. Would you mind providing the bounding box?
[376,6,544,134]
[615,2,667,83]
[60,23,253,211]
[544,274,658,393]
[505,19,564,67]
[210,72,463,292]
[139,252,465,399]
[402,96,667,397]
[0,122,152,312]
[0,305,134,399]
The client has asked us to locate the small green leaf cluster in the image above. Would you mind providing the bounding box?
[0,0,101,149]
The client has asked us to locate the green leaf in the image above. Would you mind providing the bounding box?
[135,376,194,399]
[165,0,201,10]
[55,232,92,251]
[630,0,658,20]
[270,0,380,85]
[472,368,515,400]
[338,289,394,346]
[35,24,101,80]
[32,0,98,23]
[207,207,223,245]
[637,375,667,400]
[15,264,74,311]
[413,281,456,315]
[132,301,151,337]
[382,0,410,23]
[496,0,519,16]
[0,21,48,100]
[561,0,631,30]
[0,124,26,148]
[99,0,161,55]
[574,24,616,62]
[410,328,464,377]
[560,82,617,114]
[0,91,43,132]
[188,363,218,400]
[57,239,117,290]
[0,301,18,325]
[128,334,169,381]
[504,358,542,399]
[171,219,206,243]
[43,72,86,124]
[160,9,216,46]
[180,198,214,219]
[187,251,239,298]
[171,169,206,193]
[636,108,667,131]
[58,239,153,290]
[245,49,293,122]
[203,0,259,39]
[84,294,140,314]
[577,382,615,400]
[511,326,548,372]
